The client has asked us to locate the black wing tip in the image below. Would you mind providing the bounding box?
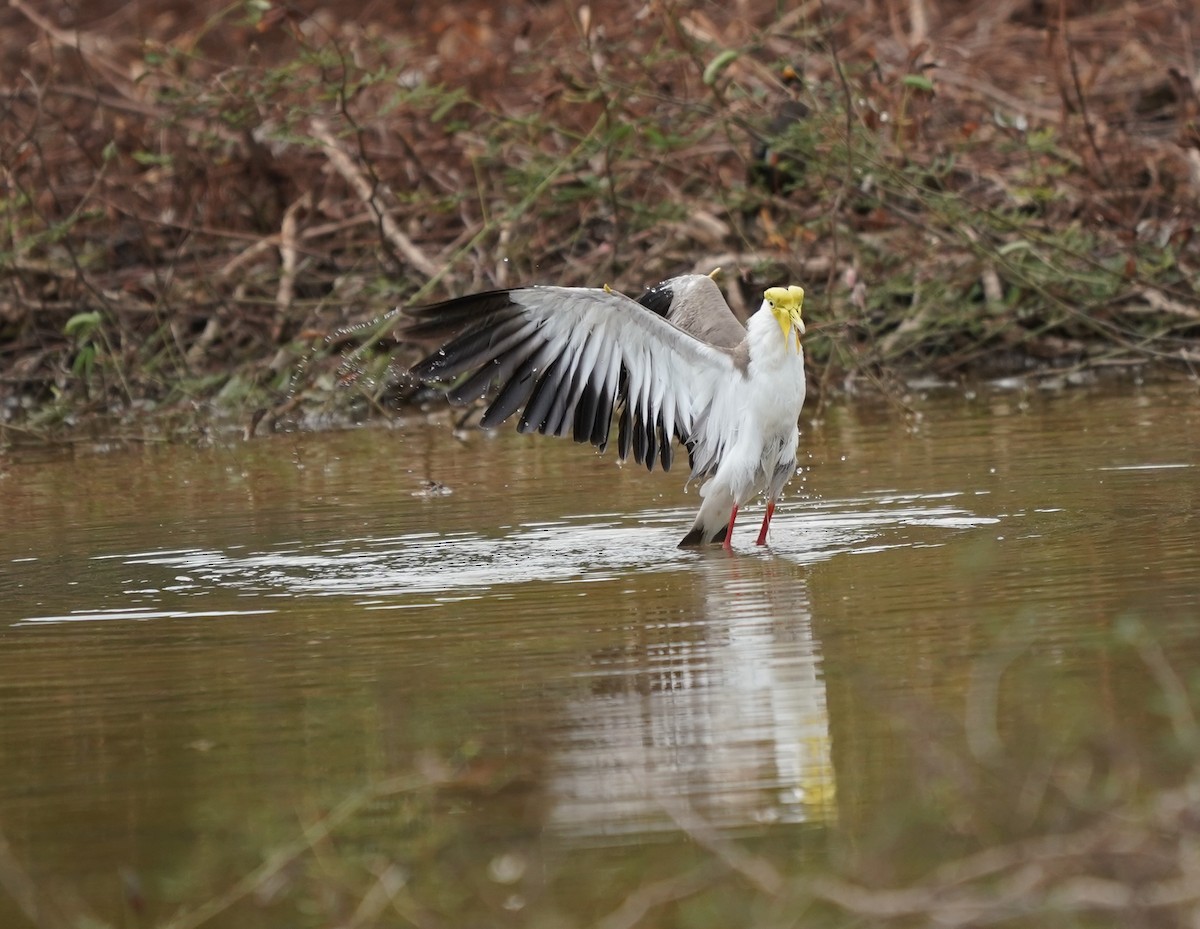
[678,523,728,547]
[405,288,516,316]
[398,290,521,341]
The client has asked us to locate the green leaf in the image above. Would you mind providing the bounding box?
[431,88,468,123]
[902,74,935,93]
[64,311,102,339]
[703,50,739,86]
[71,344,96,379]
[132,150,174,167]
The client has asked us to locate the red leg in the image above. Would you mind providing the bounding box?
[755,502,776,546]
[722,505,739,550]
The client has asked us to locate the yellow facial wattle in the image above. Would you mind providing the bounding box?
[765,285,806,353]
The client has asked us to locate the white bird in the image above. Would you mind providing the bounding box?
[401,271,807,548]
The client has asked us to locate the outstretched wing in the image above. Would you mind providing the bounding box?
[402,284,740,471]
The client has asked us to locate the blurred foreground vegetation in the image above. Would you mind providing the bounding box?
[5,616,1200,929]
[2,0,1199,439]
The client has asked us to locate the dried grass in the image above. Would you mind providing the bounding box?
[1,0,1198,433]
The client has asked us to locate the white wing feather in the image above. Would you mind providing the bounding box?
[407,284,740,469]
[516,288,735,457]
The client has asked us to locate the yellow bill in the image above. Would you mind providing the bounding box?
[765,285,805,353]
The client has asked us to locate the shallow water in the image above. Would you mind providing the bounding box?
[1,382,1198,926]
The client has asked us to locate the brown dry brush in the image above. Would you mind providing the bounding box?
[1,0,1199,434]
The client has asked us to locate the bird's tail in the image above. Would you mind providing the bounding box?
[678,486,736,547]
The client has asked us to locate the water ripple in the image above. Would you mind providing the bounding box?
[8,491,1002,623]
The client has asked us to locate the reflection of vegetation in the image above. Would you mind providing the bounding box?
[193,637,1200,927]
[1,0,1198,437]
[4,627,1199,928]
[807,626,1200,926]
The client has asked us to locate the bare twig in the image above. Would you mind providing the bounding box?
[160,773,436,929]
[1056,0,1111,186]
[596,863,726,929]
[0,828,74,929]
[310,118,440,280]
[8,0,135,96]
[657,796,784,896]
[274,191,311,337]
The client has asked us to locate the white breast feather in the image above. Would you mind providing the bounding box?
[693,304,806,504]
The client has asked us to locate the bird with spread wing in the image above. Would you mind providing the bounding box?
[400,271,807,548]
